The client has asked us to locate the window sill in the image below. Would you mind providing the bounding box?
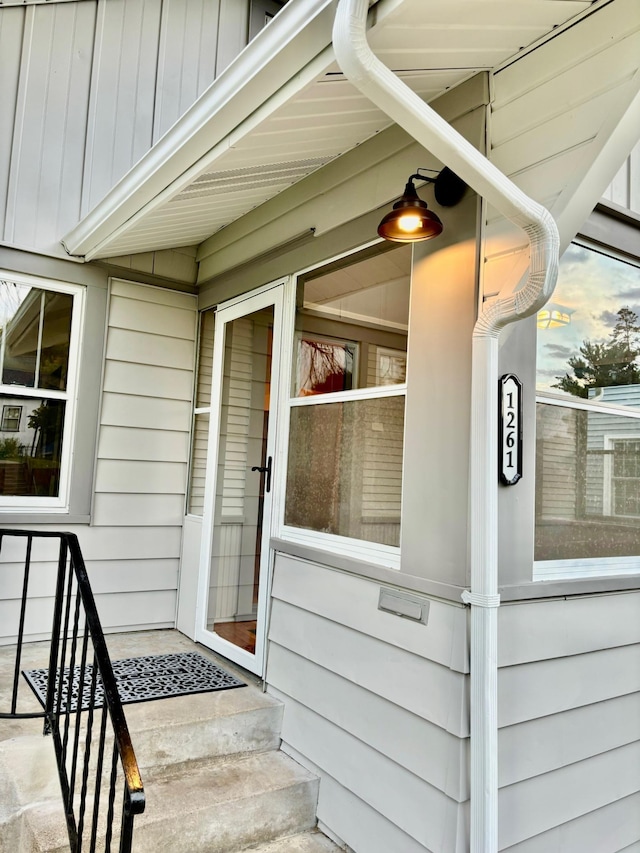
[270,536,467,603]
[278,526,400,569]
[501,573,640,601]
[534,555,640,581]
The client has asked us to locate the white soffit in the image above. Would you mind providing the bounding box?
[63,0,593,261]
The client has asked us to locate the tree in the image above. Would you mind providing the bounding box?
[553,306,640,397]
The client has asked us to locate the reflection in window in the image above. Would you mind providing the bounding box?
[295,336,356,396]
[611,439,640,517]
[535,241,640,563]
[1,405,21,431]
[0,396,64,497]
[537,244,640,404]
[0,276,79,503]
[286,396,405,546]
[0,283,72,391]
[294,244,411,396]
[285,243,411,549]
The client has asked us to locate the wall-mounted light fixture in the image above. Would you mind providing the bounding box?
[377,167,466,243]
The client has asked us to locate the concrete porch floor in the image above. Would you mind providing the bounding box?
[0,628,261,743]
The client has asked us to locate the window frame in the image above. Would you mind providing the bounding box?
[534,232,640,581]
[273,242,409,570]
[1,405,22,432]
[607,434,640,518]
[0,271,85,511]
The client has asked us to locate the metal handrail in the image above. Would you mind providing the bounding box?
[0,529,145,852]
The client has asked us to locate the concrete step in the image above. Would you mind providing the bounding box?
[0,686,284,812]
[138,751,320,852]
[244,830,344,851]
[20,750,321,853]
[124,686,283,771]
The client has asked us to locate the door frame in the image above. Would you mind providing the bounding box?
[194,279,288,676]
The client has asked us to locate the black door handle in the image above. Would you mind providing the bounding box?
[251,455,272,492]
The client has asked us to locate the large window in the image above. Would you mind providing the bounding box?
[281,244,411,566]
[0,274,83,508]
[535,239,640,576]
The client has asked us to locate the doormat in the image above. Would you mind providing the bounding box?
[22,652,246,713]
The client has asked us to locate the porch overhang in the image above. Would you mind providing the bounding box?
[62,0,602,265]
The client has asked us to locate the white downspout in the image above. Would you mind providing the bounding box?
[332,1,560,851]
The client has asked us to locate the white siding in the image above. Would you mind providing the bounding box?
[3,2,95,252]
[81,0,163,213]
[0,279,197,642]
[485,0,640,298]
[104,246,199,284]
[153,0,221,142]
[267,552,470,853]
[497,592,640,851]
[0,0,251,256]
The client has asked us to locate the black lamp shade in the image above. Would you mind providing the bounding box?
[377,180,444,243]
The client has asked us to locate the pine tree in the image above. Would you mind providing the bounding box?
[553,306,640,397]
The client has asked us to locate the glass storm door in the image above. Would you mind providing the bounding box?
[196,285,283,675]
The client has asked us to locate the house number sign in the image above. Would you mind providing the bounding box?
[499,373,522,485]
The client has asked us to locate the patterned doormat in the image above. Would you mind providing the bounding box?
[22,652,246,713]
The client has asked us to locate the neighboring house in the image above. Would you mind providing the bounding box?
[1,0,639,851]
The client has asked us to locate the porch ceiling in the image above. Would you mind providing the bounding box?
[62,0,593,262]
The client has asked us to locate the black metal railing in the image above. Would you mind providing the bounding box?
[0,529,145,852]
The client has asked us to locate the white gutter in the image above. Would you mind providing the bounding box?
[333,1,559,850]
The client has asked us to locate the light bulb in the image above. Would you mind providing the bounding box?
[397,214,422,233]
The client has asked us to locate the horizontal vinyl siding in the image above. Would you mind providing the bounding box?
[0,280,196,641]
[497,591,640,851]
[266,552,469,853]
[93,279,196,511]
[0,525,183,643]
[100,392,191,431]
[536,404,578,520]
[502,794,640,853]
[87,280,196,629]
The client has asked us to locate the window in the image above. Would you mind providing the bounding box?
[248,0,287,40]
[187,309,215,516]
[610,437,640,517]
[535,239,640,576]
[0,274,83,507]
[281,243,411,566]
[1,405,21,432]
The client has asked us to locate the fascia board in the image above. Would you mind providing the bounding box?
[61,0,338,259]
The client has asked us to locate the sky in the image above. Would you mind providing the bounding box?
[537,242,640,394]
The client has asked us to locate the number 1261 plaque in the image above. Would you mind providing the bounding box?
[499,374,522,485]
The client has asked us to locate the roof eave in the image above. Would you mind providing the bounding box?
[61,0,340,259]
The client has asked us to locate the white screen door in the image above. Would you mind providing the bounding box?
[195,284,284,674]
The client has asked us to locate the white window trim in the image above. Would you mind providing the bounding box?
[273,246,407,570]
[0,271,85,512]
[534,396,640,581]
[534,555,640,580]
[604,433,640,518]
[1,405,22,432]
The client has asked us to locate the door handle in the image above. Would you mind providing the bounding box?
[251,455,272,492]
